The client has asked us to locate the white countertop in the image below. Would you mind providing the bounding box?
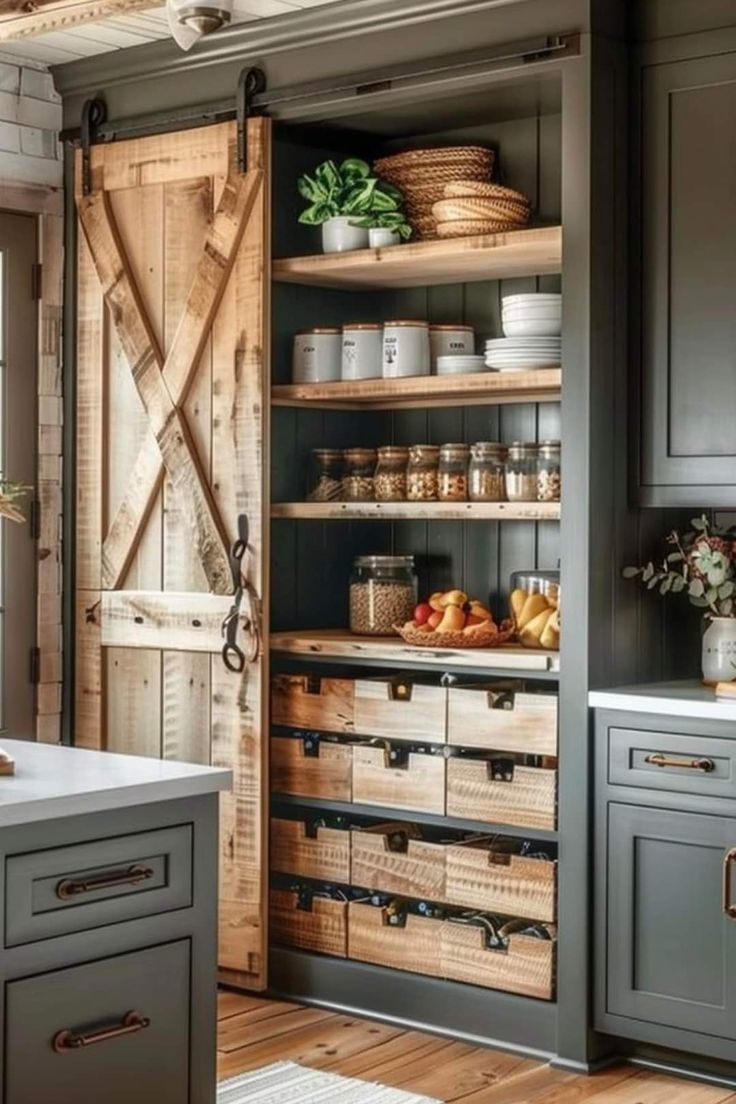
[0,740,232,827]
[589,681,736,723]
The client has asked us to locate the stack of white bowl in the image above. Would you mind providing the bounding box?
[435,354,487,376]
[484,293,562,372]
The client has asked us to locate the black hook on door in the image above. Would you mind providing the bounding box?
[80,98,107,196]
[236,67,267,173]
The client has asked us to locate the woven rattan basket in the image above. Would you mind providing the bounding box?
[435,219,523,238]
[375,146,494,173]
[442,180,530,204]
[374,147,495,237]
[432,198,530,225]
[394,621,516,649]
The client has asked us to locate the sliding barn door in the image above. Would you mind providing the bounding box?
[74,119,271,988]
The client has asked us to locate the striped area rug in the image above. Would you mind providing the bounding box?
[218,1061,442,1103]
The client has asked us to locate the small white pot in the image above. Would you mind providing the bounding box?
[321,217,370,254]
[702,617,736,684]
[369,227,400,248]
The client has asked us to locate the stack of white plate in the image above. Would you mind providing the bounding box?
[484,336,561,372]
[436,354,487,376]
[502,293,562,337]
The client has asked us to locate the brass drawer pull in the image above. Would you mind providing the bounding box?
[56,863,155,900]
[644,753,715,773]
[723,849,736,920]
[53,1010,150,1053]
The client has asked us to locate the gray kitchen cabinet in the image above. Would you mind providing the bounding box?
[636,46,736,506]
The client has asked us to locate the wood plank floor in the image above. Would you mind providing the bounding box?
[217,991,736,1102]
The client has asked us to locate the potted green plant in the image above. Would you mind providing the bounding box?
[624,515,736,684]
[352,210,413,249]
[298,158,408,253]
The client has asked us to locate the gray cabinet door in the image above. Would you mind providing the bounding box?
[5,941,190,1104]
[638,50,736,506]
[607,803,736,1037]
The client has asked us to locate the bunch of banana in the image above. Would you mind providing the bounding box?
[510,588,560,650]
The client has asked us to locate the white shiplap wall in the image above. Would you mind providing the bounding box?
[0,53,61,187]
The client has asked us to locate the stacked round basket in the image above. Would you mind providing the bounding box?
[373,146,531,240]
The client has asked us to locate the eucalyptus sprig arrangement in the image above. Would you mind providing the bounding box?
[298,157,411,238]
[623,515,736,617]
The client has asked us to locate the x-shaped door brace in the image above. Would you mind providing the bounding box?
[77,157,263,595]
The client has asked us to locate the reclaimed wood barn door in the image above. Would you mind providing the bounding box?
[74,118,271,988]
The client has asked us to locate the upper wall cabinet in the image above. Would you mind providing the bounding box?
[636,48,736,507]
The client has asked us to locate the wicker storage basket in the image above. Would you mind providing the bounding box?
[432,199,530,226]
[443,180,531,204]
[394,621,515,649]
[435,219,523,238]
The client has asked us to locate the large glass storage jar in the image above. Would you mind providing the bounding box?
[537,440,561,502]
[438,443,470,501]
[374,446,408,501]
[342,447,377,501]
[307,448,343,502]
[349,555,418,636]
[505,442,539,502]
[406,444,439,501]
[510,569,560,606]
[469,442,507,501]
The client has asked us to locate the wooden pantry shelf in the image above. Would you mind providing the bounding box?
[273,227,561,290]
[271,368,561,410]
[270,629,560,675]
[271,501,560,521]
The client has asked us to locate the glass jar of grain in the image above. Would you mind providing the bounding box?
[349,555,418,636]
[505,442,539,502]
[375,446,409,501]
[537,440,561,502]
[438,443,470,502]
[342,447,377,501]
[307,448,344,502]
[469,442,507,501]
[406,444,439,501]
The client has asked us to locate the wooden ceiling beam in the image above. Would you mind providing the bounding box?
[0,0,155,41]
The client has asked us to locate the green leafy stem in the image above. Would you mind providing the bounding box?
[298,157,411,238]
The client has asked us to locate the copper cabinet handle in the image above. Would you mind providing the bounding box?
[56,863,155,900]
[53,1010,151,1053]
[723,849,736,920]
[644,753,715,773]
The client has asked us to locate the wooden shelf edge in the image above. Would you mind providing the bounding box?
[270,629,560,674]
[272,368,561,410]
[271,502,561,521]
[272,226,562,290]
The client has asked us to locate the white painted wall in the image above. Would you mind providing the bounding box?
[0,53,62,188]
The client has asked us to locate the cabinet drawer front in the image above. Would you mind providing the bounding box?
[448,686,558,755]
[348,902,443,976]
[270,889,347,957]
[351,829,446,899]
[5,941,190,1104]
[446,758,556,831]
[271,674,355,733]
[5,825,193,947]
[352,747,445,814]
[445,845,556,923]
[354,678,447,744]
[609,726,736,799]
[271,736,353,801]
[442,923,556,1000]
[271,818,351,882]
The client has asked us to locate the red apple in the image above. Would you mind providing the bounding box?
[414,602,433,626]
[427,610,443,630]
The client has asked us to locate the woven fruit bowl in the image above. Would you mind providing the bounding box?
[394,620,516,649]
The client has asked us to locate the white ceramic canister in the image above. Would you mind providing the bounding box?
[341,322,383,381]
[702,617,736,685]
[292,327,342,383]
[382,320,430,378]
[429,324,475,371]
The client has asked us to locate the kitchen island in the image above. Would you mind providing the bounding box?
[0,739,230,1104]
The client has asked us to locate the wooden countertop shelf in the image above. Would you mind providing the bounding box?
[272,226,562,289]
[270,629,560,675]
[271,502,560,521]
[272,369,561,410]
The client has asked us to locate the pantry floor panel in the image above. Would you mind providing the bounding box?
[216,992,736,1102]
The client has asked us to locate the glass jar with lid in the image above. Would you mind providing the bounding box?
[349,555,418,636]
[406,444,439,501]
[438,443,470,502]
[374,446,408,501]
[537,440,561,502]
[505,442,539,502]
[342,447,377,501]
[469,442,507,501]
[307,448,343,502]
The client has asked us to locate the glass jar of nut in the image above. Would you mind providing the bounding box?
[537,440,561,502]
[438,443,470,502]
[342,447,377,501]
[374,446,409,501]
[469,442,507,501]
[307,448,343,502]
[505,442,539,502]
[406,445,439,501]
[349,554,418,635]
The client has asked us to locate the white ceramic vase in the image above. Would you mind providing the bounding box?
[702,617,736,684]
[321,217,370,253]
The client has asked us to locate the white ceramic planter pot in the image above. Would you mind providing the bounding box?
[702,617,736,684]
[369,227,400,248]
[321,217,370,253]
